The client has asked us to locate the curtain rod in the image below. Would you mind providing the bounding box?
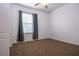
[18,10,37,14]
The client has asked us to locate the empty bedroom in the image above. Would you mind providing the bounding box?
[0,3,79,56]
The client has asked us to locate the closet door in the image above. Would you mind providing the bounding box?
[0,33,9,56]
[0,3,10,56]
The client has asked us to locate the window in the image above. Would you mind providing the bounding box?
[22,13,33,33]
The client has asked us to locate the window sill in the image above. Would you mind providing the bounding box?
[24,33,33,34]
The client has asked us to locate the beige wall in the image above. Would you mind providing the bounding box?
[49,3,79,45]
[10,4,49,45]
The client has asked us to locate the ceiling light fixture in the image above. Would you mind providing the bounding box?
[34,3,48,8]
[42,3,48,8]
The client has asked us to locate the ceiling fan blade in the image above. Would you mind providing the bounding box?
[34,3,40,6]
[45,5,48,8]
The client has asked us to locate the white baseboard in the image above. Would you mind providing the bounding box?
[50,37,79,46]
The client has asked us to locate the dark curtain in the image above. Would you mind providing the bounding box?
[17,11,24,42]
[32,14,38,40]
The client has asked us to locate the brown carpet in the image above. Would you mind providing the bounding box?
[10,38,79,56]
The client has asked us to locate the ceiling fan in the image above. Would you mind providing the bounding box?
[34,3,48,8]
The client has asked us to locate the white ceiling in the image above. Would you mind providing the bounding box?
[18,3,67,12]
